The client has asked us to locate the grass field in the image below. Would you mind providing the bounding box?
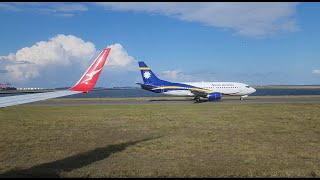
[46,95,320,101]
[0,103,319,177]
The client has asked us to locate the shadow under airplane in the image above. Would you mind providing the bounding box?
[0,137,160,178]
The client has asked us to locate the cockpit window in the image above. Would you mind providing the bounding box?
[245,86,251,88]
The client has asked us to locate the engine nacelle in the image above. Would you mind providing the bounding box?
[207,92,222,101]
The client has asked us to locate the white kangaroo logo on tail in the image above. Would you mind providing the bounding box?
[83,68,103,84]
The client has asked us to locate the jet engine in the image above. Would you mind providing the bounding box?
[207,92,222,101]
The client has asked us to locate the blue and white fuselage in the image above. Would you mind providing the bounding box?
[137,62,256,101]
[157,82,255,96]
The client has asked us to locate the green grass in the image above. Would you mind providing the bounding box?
[0,103,320,177]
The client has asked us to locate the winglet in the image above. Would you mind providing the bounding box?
[69,48,111,92]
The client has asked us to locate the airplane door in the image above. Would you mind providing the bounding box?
[161,85,164,93]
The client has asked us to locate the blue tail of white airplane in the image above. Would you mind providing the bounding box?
[138,61,162,85]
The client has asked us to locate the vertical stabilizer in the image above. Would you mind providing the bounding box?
[69,48,111,92]
[138,61,162,84]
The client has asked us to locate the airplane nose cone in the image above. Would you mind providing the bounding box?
[251,88,256,94]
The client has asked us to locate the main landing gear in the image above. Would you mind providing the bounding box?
[194,96,201,102]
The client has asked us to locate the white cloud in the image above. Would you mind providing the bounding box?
[97,2,299,37]
[1,34,96,81]
[0,2,88,17]
[312,69,320,75]
[0,35,136,86]
[0,3,20,11]
[159,70,194,82]
[1,2,300,35]
[49,3,88,13]
[6,64,40,81]
[106,43,137,71]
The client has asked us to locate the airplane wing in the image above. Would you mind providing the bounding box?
[0,48,111,108]
[190,88,240,97]
[189,88,213,97]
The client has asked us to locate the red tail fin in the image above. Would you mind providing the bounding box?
[69,48,111,92]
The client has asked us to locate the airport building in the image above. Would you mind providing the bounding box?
[0,82,17,91]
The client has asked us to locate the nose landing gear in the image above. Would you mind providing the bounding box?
[240,95,248,100]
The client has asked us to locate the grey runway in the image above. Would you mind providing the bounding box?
[18,96,320,106]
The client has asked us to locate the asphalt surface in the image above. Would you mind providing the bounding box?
[18,96,320,106]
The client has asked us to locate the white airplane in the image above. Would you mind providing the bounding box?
[0,48,111,108]
[136,61,256,102]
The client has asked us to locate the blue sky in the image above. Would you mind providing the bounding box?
[0,2,319,88]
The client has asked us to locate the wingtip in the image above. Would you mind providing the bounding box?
[69,47,111,92]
